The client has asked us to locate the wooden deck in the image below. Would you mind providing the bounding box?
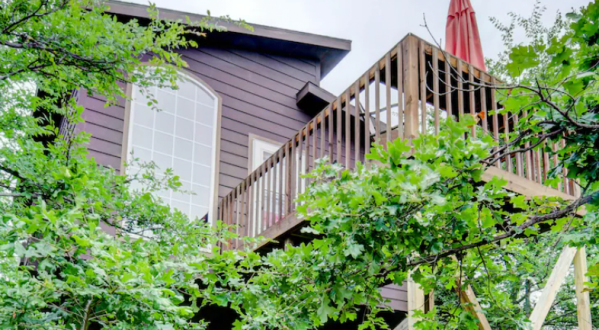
[218,33,577,250]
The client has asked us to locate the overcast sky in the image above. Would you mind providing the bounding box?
[124,0,590,95]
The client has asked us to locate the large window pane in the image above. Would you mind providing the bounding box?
[127,72,218,221]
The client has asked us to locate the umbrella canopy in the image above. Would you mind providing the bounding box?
[445,0,486,71]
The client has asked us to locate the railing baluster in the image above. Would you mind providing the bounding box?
[320,109,326,160]
[432,48,440,135]
[243,178,249,238]
[385,53,392,143]
[397,43,404,138]
[521,111,532,180]
[469,64,476,137]
[312,118,317,176]
[491,77,501,169]
[552,142,561,191]
[503,111,513,173]
[514,112,524,176]
[445,54,453,118]
[228,193,234,250]
[480,74,488,136]
[328,104,334,161]
[236,185,242,249]
[364,73,371,158]
[290,134,297,211]
[457,60,464,120]
[267,157,273,228]
[419,40,427,134]
[260,162,267,232]
[354,80,361,164]
[543,144,550,183]
[298,127,304,195]
[336,98,342,164]
[561,139,569,195]
[375,67,381,142]
[277,148,284,222]
[247,174,253,237]
[345,90,351,168]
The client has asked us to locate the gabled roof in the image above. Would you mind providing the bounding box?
[106,1,351,79]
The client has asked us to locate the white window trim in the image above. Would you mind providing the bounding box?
[121,68,222,226]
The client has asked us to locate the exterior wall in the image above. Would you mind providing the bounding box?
[382,283,408,312]
[74,45,321,195]
[70,45,408,313]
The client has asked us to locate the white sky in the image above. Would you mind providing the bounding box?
[123,0,590,95]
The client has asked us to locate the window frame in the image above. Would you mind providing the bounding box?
[121,68,222,226]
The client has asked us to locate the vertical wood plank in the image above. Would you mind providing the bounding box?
[561,139,569,195]
[271,156,277,225]
[364,74,371,156]
[553,142,562,192]
[277,148,284,221]
[419,40,427,134]
[522,111,532,181]
[445,54,453,118]
[404,36,420,139]
[328,105,334,161]
[336,98,342,164]
[491,78,501,168]
[397,43,404,138]
[260,162,266,233]
[266,158,273,228]
[374,67,381,142]
[345,90,351,168]
[535,149,543,184]
[574,247,592,330]
[237,185,243,249]
[503,112,513,173]
[480,75,488,136]
[228,193,234,249]
[286,141,293,215]
[312,118,317,175]
[514,113,524,176]
[247,174,253,237]
[543,146,550,183]
[385,53,392,143]
[457,60,464,119]
[320,109,326,159]
[469,64,476,137]
[354,80,361,164]
[290,135,297,211]
[432,47,440,135]
[298,128,304,196]
[304,125,310,186]
[243,178,250,237]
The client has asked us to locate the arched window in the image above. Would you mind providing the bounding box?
[125,71,220,223]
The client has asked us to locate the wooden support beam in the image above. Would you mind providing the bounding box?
[407,269,425,330]
[574,247,592,330]
[451,256,492,330]
[457,281,492,330]
[529,247,577,330]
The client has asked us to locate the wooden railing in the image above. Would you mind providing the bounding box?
[218,34,576,250]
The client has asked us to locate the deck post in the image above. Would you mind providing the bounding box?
[574,247,592,330]
[407,269,425,330]
[403,35,420,140]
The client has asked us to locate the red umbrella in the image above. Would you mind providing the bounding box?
[445,0,486,71]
